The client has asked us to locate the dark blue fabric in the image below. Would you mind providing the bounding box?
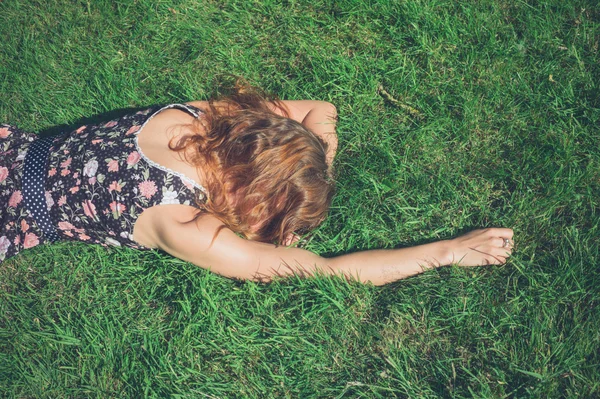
[23,135,61,243]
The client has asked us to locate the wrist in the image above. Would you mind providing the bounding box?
[431,240,453,268]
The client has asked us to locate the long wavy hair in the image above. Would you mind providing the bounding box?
[167,83,335,245]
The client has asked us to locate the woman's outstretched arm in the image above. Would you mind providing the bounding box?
[151,209,514,286]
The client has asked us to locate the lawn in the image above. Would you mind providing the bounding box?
[1,0,599,397]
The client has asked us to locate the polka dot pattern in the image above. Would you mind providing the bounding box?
[0,124,49,263]
[22,135,61,243]
[1,104,208,263]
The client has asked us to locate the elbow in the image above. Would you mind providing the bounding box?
[322,101,338,122]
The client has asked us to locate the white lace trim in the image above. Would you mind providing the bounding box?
[133,103,209,199]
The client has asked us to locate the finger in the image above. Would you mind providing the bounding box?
[492,228,514,239]
[494,236,515,250]
[481,247,507,263]
[491,246,512,258]
[481,255,503,266]
[490,254,507,265]
[492,237,505,248]
[283,234,300,246]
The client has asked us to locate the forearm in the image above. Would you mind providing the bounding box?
[301,105,338,166]
[327,241,450,286]
[255,240,451,286]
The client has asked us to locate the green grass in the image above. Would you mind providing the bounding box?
[1,0,599,397]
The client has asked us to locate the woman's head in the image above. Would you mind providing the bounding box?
[168,84,335,245]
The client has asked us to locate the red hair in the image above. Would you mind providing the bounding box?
[168,85,335,244]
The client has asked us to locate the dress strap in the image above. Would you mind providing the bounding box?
[133,103,210,199]
[177,103,203,118]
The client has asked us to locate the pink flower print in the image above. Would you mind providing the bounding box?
[88,177,96,185]
[75,125,87,134]
[64,231,74,237]
[23,232,40,249]
[48,167,57,177]
[107,159,119,172]
[73,172,79,179]
[126,125,141,135]
[20,219,29,232]
[74,227,85,234]
[83,159,99,177]
[92,139,103,145]
[13,235,20,246]
[109,181,122,192]
[8,190,22,207]
[61,169,70,176]
[127,151,141,166]
[0,127,11,138]
[109,202,125,213]
[60,157,72,168]
[110,201,126,217]
[182,178,195,191]
[58,195,67,206]
[58,221,75,230]
[69,186,79,194]
[0,166,8,183]
[104,120,118,128]
[79,233,91,241]
[83,200,97,218]
[138,180,157,199]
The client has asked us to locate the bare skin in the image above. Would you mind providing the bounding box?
[132,100,514,286]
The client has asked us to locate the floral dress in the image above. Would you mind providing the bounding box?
[0,103,208,263]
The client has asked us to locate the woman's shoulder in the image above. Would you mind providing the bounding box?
[132,203,206,250]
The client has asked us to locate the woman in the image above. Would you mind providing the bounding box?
[0,84,513,285]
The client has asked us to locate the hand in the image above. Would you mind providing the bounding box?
[446,228,514,266]
[282,233,301,247]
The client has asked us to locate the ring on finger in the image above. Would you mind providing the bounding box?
[502,238,511,248]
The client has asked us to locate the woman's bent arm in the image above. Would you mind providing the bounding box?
[187,99,338,166]
[154,211,513,286]
[272,100,338,166]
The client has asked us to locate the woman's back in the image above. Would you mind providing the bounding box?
[0,103,210,262]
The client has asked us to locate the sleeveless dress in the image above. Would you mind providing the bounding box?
[0,103,208,263]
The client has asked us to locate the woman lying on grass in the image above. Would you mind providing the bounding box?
[0,83,513,285]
